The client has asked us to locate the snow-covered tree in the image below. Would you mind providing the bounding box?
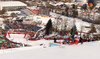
[70,24,77,35]
[89,24,97,33]
[1,8,6,14]
[45,19,52,35]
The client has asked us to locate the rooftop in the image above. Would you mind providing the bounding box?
[0,1,27,7]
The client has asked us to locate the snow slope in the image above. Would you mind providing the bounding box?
[6,33,29,44]
[0,40,100,59]
[6,33,54,46]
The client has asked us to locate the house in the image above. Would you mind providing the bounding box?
[0,1,27,11]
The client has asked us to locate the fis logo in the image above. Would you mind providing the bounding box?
[88,0,97,9]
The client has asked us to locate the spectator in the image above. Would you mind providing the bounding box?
[54,37,57,43]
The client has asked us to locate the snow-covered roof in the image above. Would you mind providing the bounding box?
[65,3,74,5]
[78,0,87,6]
[50,2,79,6]
[96,3,100,8]
[0,1,27,7]
[0,18,5,21]
[50,2,64,6]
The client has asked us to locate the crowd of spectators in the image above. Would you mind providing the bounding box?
[62,33,100,44]
[6,21,41,32]
[5,21,42,40]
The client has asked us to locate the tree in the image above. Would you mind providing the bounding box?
[89,24,97,33]
[94,16,100,24]
[20,0,25,2]
[3,20,9,24]
[45,19,52,35]
[11,13,17,18]
[82,4,87,10]
[70,24,77,35]
[1,8,6,14]
[25,2,31,6]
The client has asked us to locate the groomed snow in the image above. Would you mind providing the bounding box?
[0,39,100,59]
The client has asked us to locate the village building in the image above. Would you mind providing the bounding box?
[0,1,27,11]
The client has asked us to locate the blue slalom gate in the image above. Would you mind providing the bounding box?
[49,43,60,47]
